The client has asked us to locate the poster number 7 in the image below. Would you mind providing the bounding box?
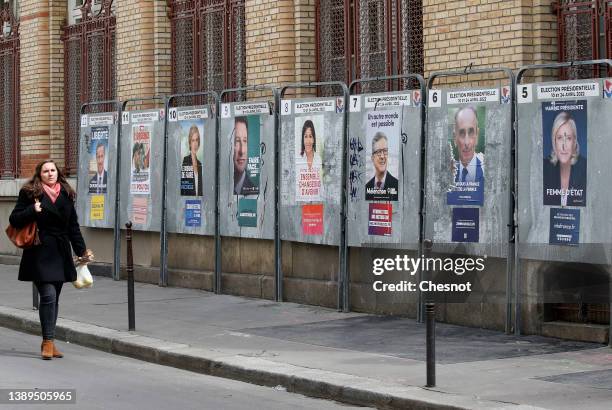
[350,96,361,112]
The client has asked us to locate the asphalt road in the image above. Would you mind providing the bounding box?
[0,327,371,410]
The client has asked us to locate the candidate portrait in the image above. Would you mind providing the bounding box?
[180,124,203,196]
[233,116,257,195]
[365,131,398,201]
[89,143,108,194]
[451,105,484,183]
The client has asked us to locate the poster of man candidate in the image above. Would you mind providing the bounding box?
[88,126,109,194]
[180,120,205,197]
[447,105,486,206]
[542,100,587,207]
[232,115,260,196]
[295,115,324,202]
[364,109,400,201]
[130,124,151,195]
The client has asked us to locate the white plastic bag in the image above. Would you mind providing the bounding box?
[73,263,94,289]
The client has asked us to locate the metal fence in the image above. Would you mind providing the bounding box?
[0,4,18,178]
[62,0,116,176]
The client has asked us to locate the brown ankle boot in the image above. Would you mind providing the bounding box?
[41,340,53,360]
[52,341,64,358]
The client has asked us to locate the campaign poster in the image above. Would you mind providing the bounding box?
[368,203,392,236]
[232,115,260,196]
[295,115,324,202]
[447,105,486,206]
[132,196,148,225]
[88,126,109,194]
[364,109,400,201]
[451,207,479,243]
[549,208,580,246]
[237,198,258,227]
[180,120,205,197]
[185,199,202,227]
[542,100,587,207]
[130,124,151,195]
[302,204,324,236]
[90,195,104,220]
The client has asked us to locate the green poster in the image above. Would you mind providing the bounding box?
[237,198,257,227]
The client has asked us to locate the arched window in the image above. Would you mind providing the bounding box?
[0,0,19,178]
[63,0,116,175]
[169,0,246,100]
[316,0,423,92]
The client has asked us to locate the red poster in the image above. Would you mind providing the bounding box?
[368,203,392,236]
[302,204,324,236]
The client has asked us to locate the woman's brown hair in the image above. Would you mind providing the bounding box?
[22,160,76,201]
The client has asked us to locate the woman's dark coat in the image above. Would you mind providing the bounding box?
[9,187,86,282]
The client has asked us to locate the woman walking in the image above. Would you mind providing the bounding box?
[9,160,87,360]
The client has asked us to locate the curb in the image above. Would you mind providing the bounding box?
[0,305,525,410]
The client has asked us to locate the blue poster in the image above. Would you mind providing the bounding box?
[452,208,479,243]
[185,199,202,227]
[549,208,580,246]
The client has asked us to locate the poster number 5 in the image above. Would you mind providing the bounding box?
[429,90,441,107]
[281,100,292,116]
[221,104,230,118]
[121,111,130,124]
[517,84,532,104]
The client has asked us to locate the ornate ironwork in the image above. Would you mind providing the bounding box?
[556,0,604,78]
[316,0,423,93]
[62,0,116,175]
[0,3,19,178]
[169,0,246,103]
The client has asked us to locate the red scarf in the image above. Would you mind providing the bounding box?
[42,183,61,204]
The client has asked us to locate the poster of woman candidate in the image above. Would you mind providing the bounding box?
[364,109,400,201]
[180,120,205,196]
[542,100,587,207]
[88,126,109,194]
[295,115,324,202]
[232,115,260,196]
[447,105,486,206]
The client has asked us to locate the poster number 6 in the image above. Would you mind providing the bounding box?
[429,90,441,107]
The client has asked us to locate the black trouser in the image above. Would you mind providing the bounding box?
[35,282,63,340]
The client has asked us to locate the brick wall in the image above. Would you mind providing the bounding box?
[116,0,157,105]
[423,0,558,85]
[49,1,68,171]
[19,0,52,176]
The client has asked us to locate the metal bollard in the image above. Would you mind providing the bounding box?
[423,238,436,387]
[126,221,135,331]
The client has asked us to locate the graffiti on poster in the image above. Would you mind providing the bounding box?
[130,124,151,194]
[447,105,486,206]
[295,115,324,202]
[232,115,260,196]
[180,120,205,197]
[365,109,400,201]
[88,126,109,194]
[542,100,587,207]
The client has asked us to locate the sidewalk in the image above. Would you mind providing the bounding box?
[1,264,611,409]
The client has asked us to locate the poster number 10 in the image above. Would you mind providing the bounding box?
[169,108,178,122]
